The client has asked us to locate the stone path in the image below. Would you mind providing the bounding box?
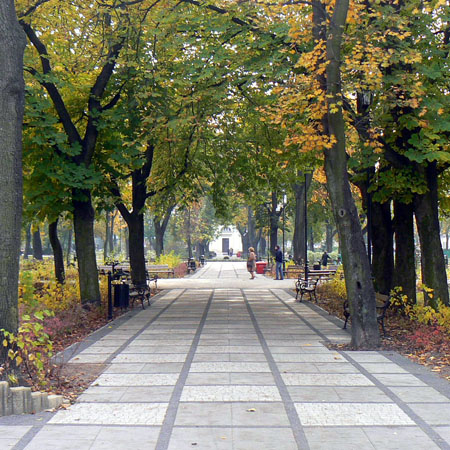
[2,262,450,449]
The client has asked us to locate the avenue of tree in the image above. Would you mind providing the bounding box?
[1,0,449,349]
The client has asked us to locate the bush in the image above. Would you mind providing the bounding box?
[155,251,182,268]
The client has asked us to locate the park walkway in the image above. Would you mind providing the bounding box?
[2,262,450,449]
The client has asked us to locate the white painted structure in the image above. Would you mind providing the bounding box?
[209,226,243,256]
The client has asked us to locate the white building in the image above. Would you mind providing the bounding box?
[209,226,242,256]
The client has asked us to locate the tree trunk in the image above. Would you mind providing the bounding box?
[66,226,72,266]
[24,224,32,259]
[413,163,449,307]
[32,227,43,260]
[154,206,174,257]
[127,213,147,285]
[48,219,65,284]
[325,222,334,252]
[371,201,394,295]
[308,226,315,251]
[0,0,25,341]
[393,200,416,304]
[292,173,312,263]
[317,0,379,347]
[72,190,100,305]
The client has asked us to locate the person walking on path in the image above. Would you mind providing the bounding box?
[247,247,256,279]
[274,245,284,280]
[321,251,331,267]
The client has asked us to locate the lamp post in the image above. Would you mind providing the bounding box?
[264,202,271,264]
[304,173,308,282]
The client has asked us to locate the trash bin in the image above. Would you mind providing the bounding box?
[255,261,267,274]
[114,283,129,308]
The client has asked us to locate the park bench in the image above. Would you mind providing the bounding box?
[286,265,304,279]
[295,276,320,302]
[146,264,175,278]
[343,292,391,336]
[129,283,152,309]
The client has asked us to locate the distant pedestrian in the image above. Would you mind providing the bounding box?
[274,245,283,280]
[321,251,331,267]
[247,247,256,279]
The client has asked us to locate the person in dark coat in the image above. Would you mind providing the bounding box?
[321,251,331,267]
[274,245,284,280]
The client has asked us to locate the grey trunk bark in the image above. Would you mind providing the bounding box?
[393,200,416,304]
[371,201,394,295]
[413,163,449,307]
[32,227,43,260]
[49,219,65,284]
[72,190,101,305]
[0,0,25,339]
[318,0,379,347]
[24,224,32,259]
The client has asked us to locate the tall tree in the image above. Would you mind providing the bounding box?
[0,0,26,342]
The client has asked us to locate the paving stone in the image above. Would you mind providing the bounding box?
[304,427,376,450]
[168,426,233,450]
[190,362,271,373]
[180,385,281,402]
[119,386,175,402]
[272,353,345,363]
[407,403,450,425]
[49,402,168,425]
[390,386,450,403]
[359,362,408,373]
[90,426,160,449]
[231,402,290,426]
[233,427,297,450]
[175,402,232,426]
[372,374,427,386]
[282,373,373,386]
[112,354,187,363]
[94,373,179,386]
[434,426,450,443]
[295,403,415,426]
[363,426,441,449]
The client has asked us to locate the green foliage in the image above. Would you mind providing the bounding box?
[1,311,54,387]
[155,251,182,268]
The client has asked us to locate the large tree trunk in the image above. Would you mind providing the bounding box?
[413,163,449,307]
[32,227,43,260]
[49,218,65,284]
[292,173,312,263]
[317,0,379,347]
[24,224,32,259]
[0,0,25,341]
[127,213,147,285]
[371,201,394,295]
[72,190,100,305]
[393,200,416,304]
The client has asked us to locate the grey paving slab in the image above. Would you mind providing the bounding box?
[407,403,450,425]
[295,403,415,426]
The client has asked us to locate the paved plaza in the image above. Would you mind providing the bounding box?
[2,262,450,449]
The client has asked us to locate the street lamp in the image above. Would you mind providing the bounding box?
[282,193,287,276]
[304,173,308,282]
[264,202,271,264]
